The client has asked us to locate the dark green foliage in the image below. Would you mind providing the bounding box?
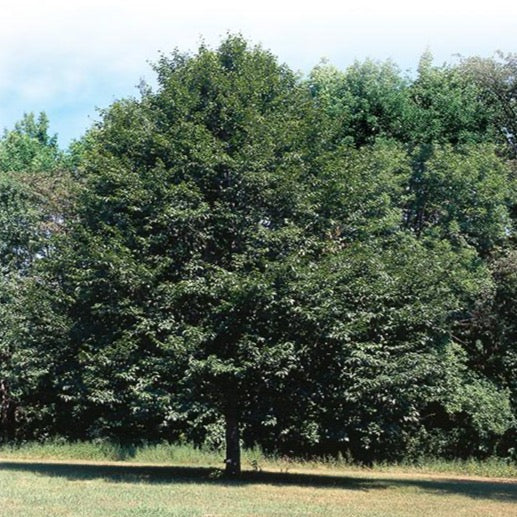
[251,235,511,460]
[406,144,512,254]
[309,59,412,148]
[1,38,515,466]
[308,52,497,152]
[408,53,496,147]
[459,52,517,157]
[34,39,316,467]
[0,113,71,440]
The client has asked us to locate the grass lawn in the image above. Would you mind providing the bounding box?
[1,455,516,517]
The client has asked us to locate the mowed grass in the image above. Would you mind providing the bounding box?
[1,443,516,516]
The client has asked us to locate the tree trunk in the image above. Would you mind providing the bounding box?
[224,410,241,476]
[0,378,15,441]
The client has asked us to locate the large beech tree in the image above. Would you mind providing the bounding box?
[58,36,318,475]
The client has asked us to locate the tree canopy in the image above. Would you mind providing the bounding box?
[1,37,515,473]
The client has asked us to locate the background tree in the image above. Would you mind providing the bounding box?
[267,235,512,460]
[404,143,513,254]
[308,59,412,149]
[408,52,497,147]
[460,52,517,157]
[0,113,71,441]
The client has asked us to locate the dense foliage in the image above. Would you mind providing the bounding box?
[1,38,515,472]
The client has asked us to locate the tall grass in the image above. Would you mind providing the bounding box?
[0,440,515,478]
[0,440,263,467]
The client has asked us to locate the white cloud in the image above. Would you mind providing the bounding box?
[0,0,516,144]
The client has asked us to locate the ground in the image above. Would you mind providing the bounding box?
[1,458,516,516]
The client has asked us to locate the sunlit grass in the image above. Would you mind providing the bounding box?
[1,455,516,517]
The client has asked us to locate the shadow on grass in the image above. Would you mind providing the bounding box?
[0,460,516,502]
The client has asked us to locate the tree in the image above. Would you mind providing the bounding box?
[0,113,70,441]
[405,144,513,255]
[307,53,497,152]
[308,59,412,148]
[50,36,315,475]
[408,53,496,147]
[7,40,515,467]
[460,52,517,157]
[258,233,513,460]
[0,113,64,173]
[460,249,517,455]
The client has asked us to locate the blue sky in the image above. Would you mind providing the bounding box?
[1,0,516,148]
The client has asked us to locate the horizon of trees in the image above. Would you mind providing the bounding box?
[0,36,515,475]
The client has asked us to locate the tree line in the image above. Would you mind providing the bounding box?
[0,36,515,475]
